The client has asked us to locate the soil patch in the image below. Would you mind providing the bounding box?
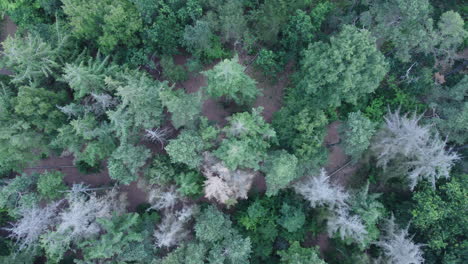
[324,121,360,188]
[23,155,113,188]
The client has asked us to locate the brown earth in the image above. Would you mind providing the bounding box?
[324,121,360,188]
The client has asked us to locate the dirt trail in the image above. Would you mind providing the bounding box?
[324,121,359,188]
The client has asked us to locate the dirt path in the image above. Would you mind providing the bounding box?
[324,121,359,188]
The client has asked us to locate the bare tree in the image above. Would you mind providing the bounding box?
[375,215,424,264]
[55,188,126,241]
[6,202,60,250]
[293,168,349,209]
[146,185,180,211]
[154,205,197,248]
[327,206,368,244]
[144,127,171,146]
[372,110,459,190]
[201,152,255,206]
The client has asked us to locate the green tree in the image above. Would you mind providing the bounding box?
[61,53,119,99]
[175,171,204,197]
[165,130,205,169]
[431,11,466,70]
[108,71,166,143]
[273,106,328,169]
[427,76,468,145]
[0,84,49,174]
[160,87,202,129]
[247,0,310,46]
[183,20,215,58]
[202,55,259,105]
[62,0,142,54]
[349,183,384,249]
[145,154,178,185]
[1,33,66,83]
[194,205,233,243]
[361,0,433,62]
[52,115,116,172]
[254,49,281,78]
[297,25,388,108]
[340,111,376,162]
[262,150,298,196]
[37,171,67,200]
[411,174,467,264]
[141,0,202,55]
[13,84,67,133]
[107,144,151,184]
[277,241,326,264]
[78,213,151,262]
[277,203,305,233]
[214,108,276,170]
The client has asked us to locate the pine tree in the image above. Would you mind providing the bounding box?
[202,55,258,105]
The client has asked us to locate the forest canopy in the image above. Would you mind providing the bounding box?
[0,0,466,263]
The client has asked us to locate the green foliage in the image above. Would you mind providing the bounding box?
[198,117,219,148]
[214,108,276,170]
[160,87,202,129]
[428,76,468,145]
[37,170,66,200]
[411,174,467,264]
[202,55,259,105]
[247,0,310,46]
[140,0,202,55]
[108,71,166,143]
[0,0,58,30]
[146,154,178,185]
[1,32,65,83]
[182,20,229,60]
[361,0,433,62]
[277,241,326,264]
[277,203,305,233]
[262,150,298,196]
[0,173,38,211]
[174,171,204,197]
[78,213,151,262]
[254,49,281,78]
[13,84,67,133]
[62,0,142,54]
[0,85,49,173]
[280,8,321,57]
[160,242,208,264]
[160,56,188,83]
[349,183,384,249]
[297,25,388,109]
[165,130,205,169]
[340,111,376,162]
[52,116,116,171]
[194,205,232,243]
[62,53,118,99]
[235,193,314,261]
[107,144,151,184]
[273,106,328,168]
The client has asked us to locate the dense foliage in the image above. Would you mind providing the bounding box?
[0,0,465,263]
